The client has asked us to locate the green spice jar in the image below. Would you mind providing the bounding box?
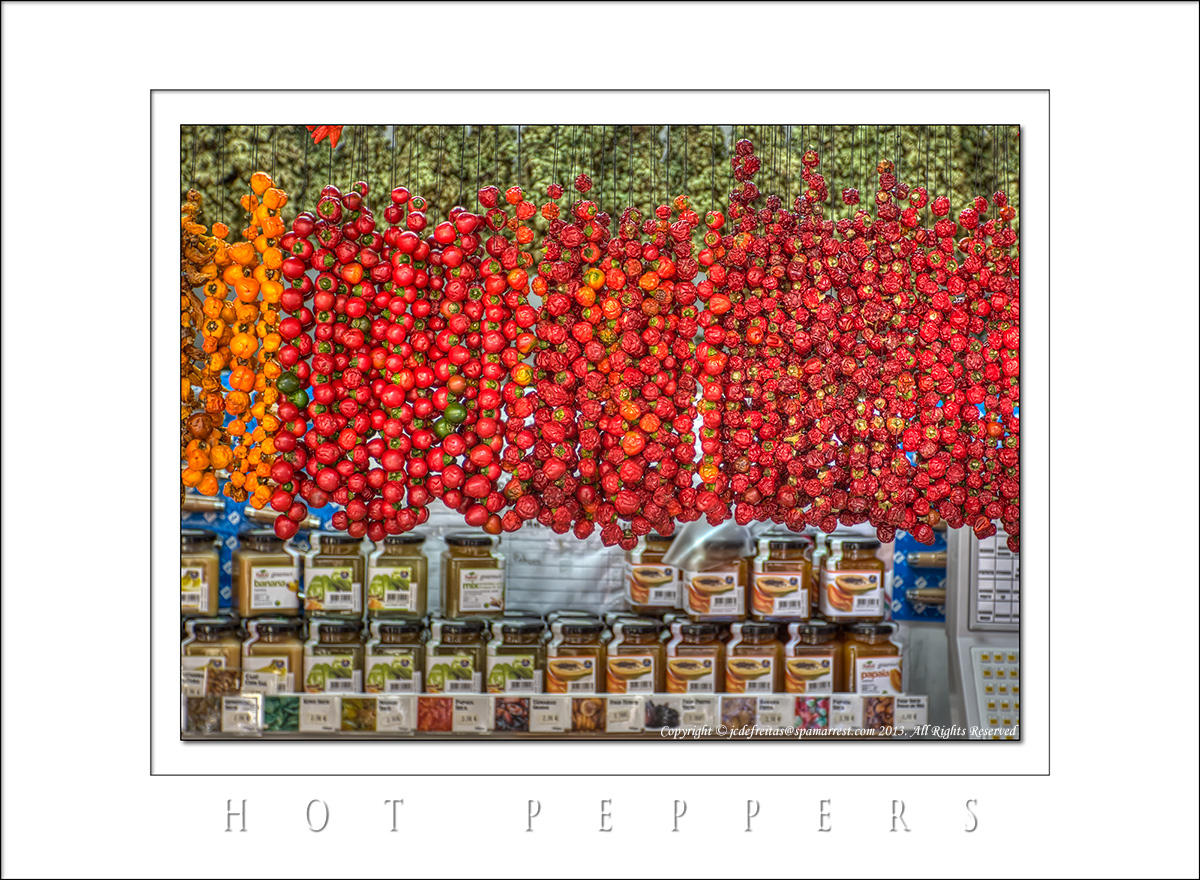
[441,533,505,617]
[303,533,365,617]
[365,619,425,694]
[425,619,487,693]
[180,529,221,617]
[366,532,428,618]
[486,618,546,694]
[181,616,241,697]
[303,618,364,694]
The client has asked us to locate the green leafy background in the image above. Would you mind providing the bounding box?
[181,124,1019,229]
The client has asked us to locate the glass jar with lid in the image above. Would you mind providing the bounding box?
[365,619,425,693]
[819,538,886,622]
[486,618,546,694]
[181,616,241,697]
[665,621,725,693]
[425,619,487,693]
[546,619,605,694]
[303,618,364,693]
[441,533,505,618]
[181,529,221,617]
[725,622,783,694]
[625,533,681,614]
[783,621,840,694]
[842,623,902,694]
[682,536,751,622]
[304,533,365,617]
[605,618,664,694]
[367,532,428,618]
[242,617,304,694]
[751,534,814,621]
[234,530,300,617]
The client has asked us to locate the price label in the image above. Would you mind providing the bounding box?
[680,696,716,728]
[606,696,644,733]
[755,696,790,731]
[829,695,862,732]
[376,696,415,733]
[221,696,261,734]
[894,695,928,729]
[299,695,339,733]
[529,696,568,733]
[452,696,491,733]
[181,668,207,698]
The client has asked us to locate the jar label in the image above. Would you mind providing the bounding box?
[241,656,293,694]
[425,653,480,694]
[249,565,300,612]
[458,567,505,613]
[784,651,836,694]
[367,565,417,614]
[305,566,360,614]
[855,655,902,695]
[665,653,719,693]
[486,652,542,694]
[606,654,657,694]
[626,564,680,607]
[683,569,744,618]
[751,570,810,618]
[303,651,361,693]
[725,655,776,693]
[545,654,599,694]
[181,566,209,614]
[366,649,420,694]
[818,568,884,618]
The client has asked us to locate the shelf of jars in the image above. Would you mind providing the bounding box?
[182,691,930,739]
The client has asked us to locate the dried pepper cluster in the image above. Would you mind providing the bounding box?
[179,174,288,505]
[182,137,1019,552]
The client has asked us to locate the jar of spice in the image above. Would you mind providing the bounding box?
[181,616,241,697]
[304,618,364,693]
[367,532,428,618]
[546,619,605,694]
[818,538,887,623]
[606,618,664,694]
[180,529,221,617]
[304,533,365,617]
[486,618,546,694]
[751,535,813,621]
[625,533,681,614]
[242,617,304,694]
[783,621,840,694]
[441,533,505,618]
[665,622,725,693]
[365,619,424,693]
[234,530,300,617]
[725,622,783,694]
[682,536,751,622]
[425,619,487,693]
[842,623,902,694]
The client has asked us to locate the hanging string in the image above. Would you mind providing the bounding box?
[415,126,422,195]
[328,137,333,186]
[710,124,717,212]
[991,125,998,194]
[944,124,951,198]
[515,124,522,188]
[189,125,199,189]
[569,124,578,184]
[390,125,398,191]
[895,125,901,183]
[665,124,671,200]
[271,125,279,181]
[493,125,499,187]
[627,124,633,211]
[923,125,930,193]
[551,125,560,184]
[596,125,607,213]
[610,126,618,214]
[301,127,310,206]
[475,124,483,198]
[785,125,792,201]
[436,125,446,209]
[1003,125,1011,198]
[682,125,688,199]
[251,124,259,173]
[827,125,835,217]
[408,127,415,194]
[457,124,466,206]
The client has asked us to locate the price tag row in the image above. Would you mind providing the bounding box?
[185,693,928,738]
